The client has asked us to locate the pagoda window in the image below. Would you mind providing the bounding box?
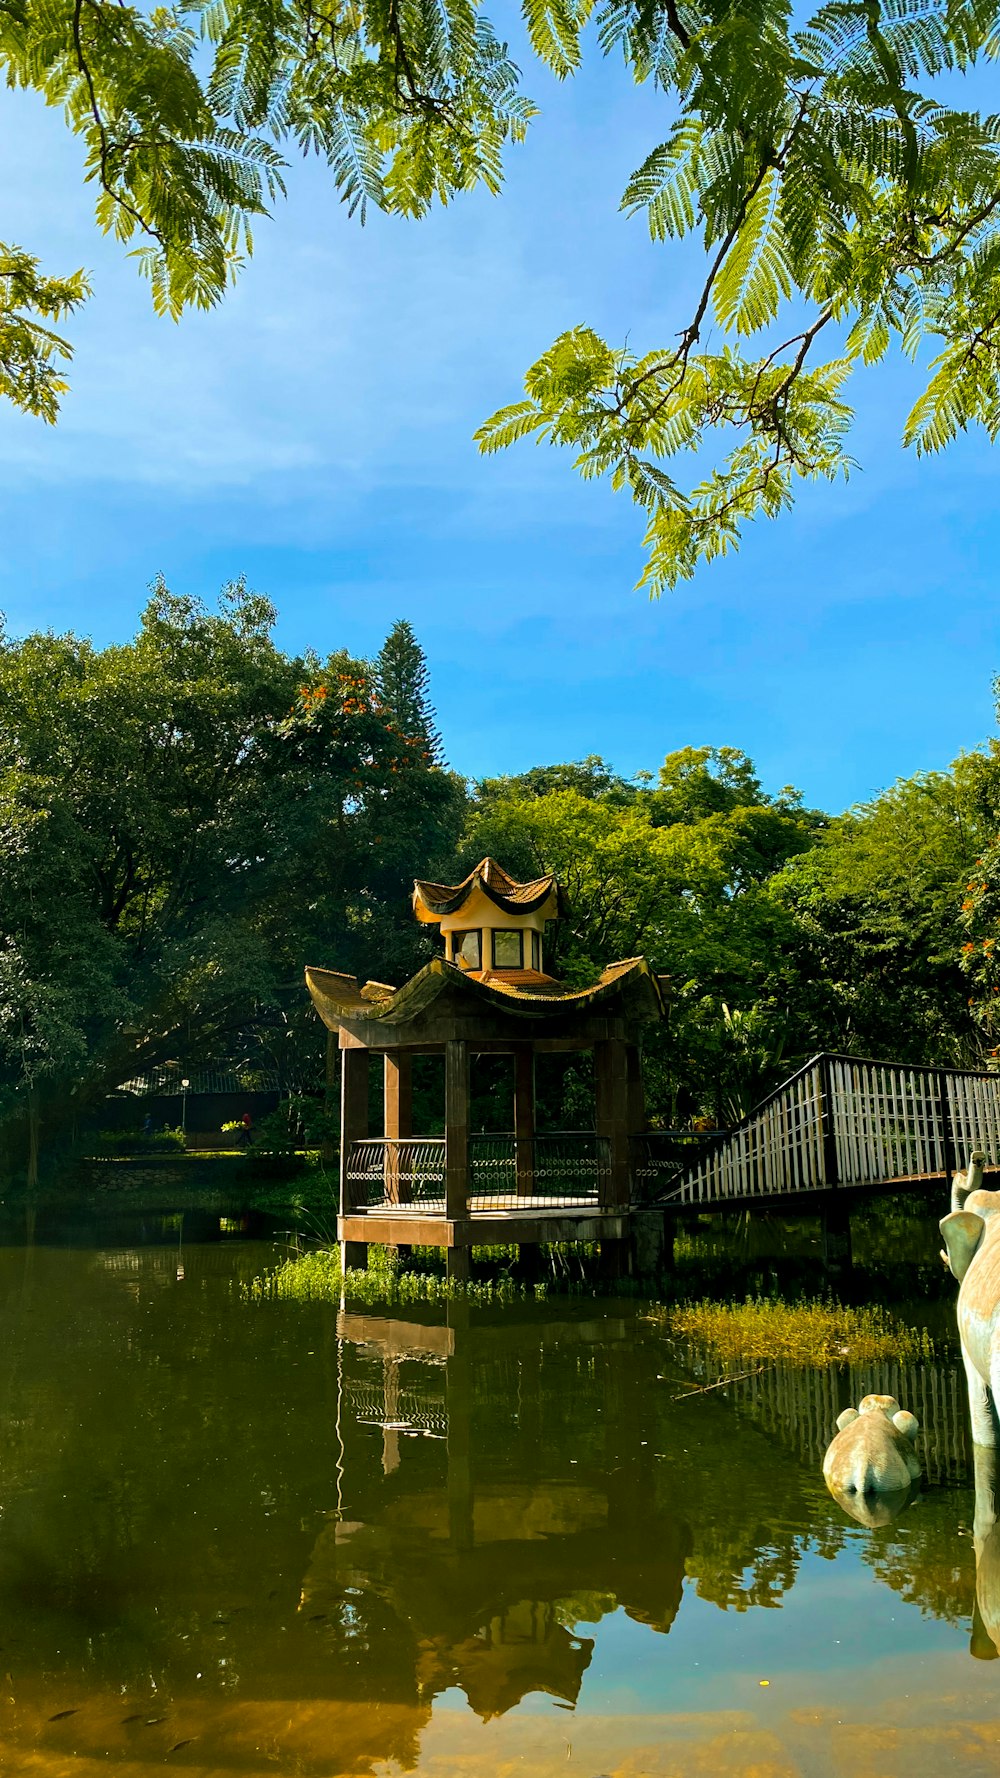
[492,929,523,970]
[453,930,482,970]
[530,930,541,971]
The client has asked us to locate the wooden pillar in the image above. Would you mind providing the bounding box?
[514,1044,535,1199]
[446,1330,474,1549]
[384,1051,413,1205]
[598,1234,631,1281]
[445,1039,470,1221]
[595,1038,631,1211]
[446,1243,470,1283]
[339,1046,370,1274]
[381,1357,401,1476]
[625,1042,645,1138]
[631,1209,671,1277]
[596,1037,632,1280]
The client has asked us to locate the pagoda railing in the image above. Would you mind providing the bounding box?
[628,1130,733,1207]
[469,1133,607,1211]
[345,1138,446,1211]
[344,1133,608,1214]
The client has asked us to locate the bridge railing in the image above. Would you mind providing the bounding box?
[655,1054,1000,1209]
[677,1056,828,1206]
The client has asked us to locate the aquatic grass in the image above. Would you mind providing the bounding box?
[661,1297,934,1368]
[243,1247,548,1305]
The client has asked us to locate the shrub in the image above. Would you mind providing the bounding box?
[88,1127,186,1156]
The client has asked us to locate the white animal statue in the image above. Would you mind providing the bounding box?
[939,1151,1000,1447]
[971,1445,1000,1659]
[950,1149,987,1215]
[822,1394,922,1515]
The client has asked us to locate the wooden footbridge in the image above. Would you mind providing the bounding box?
[637,1053,1000,1212]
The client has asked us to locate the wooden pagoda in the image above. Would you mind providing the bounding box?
[305,858,666,1277]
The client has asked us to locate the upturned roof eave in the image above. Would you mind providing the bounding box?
[412,858,569,923]
[305,955,665,1035]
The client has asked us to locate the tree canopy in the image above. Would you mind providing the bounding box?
[477,2,1000,589]
[461,747,821,1120]
[2,582,999,1174]
[6,0,1000,589]
[0,584,462,1177]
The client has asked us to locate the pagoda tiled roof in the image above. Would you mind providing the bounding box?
[305,955,665,1032]
[412,857,568,922]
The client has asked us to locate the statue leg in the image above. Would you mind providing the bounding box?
[970,1350,998,1447]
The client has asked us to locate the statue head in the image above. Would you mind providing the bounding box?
[835,1396,920,1438]
[939,1195,1000,1281]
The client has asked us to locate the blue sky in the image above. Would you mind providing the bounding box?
[1,36,998,814]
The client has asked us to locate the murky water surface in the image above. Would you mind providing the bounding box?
[2,1215,1000,1776]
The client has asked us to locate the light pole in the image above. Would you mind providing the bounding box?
[181,1077,190,1138]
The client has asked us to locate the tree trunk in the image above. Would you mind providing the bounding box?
[27,1093,40,1189]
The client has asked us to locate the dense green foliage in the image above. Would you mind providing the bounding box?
[2,585,1000,1177]
[954,737,1000,1050]
[463,734,1000,1119]
[776,755,1000,1065]
[464,745,822,1120]
[0,584,461,1176]
[7,0,1000,590]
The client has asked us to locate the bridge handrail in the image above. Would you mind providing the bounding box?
[674,1052,999,1171]
[665,1052,1000,1209]
[812,1050,997,1080]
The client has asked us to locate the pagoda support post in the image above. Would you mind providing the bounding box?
[445,1039,470,1222]
[446,1244,470,1283]
[514,1044,535,1199]
[625,1043,644,1140]
[596,1037,633,1280]
[340,1046,370,1272]
[821,1199,853,1275]
[384,1051,413,1205]
[595,1038,631,1212]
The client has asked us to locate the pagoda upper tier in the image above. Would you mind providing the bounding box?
[304,857,667,1037]
[412,857,567,983]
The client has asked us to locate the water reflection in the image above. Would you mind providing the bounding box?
[322,1309,690,1721]
[0,1233,995,1775]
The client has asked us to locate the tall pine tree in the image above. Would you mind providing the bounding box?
[375,621,444,766]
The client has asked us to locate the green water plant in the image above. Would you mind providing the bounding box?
[244,1247,548,1306]
[661,1298,934,1369]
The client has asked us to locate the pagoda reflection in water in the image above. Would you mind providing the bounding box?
[304,1307,691,1721]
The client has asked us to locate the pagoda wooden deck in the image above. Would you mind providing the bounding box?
[335,1052,1000,1277]
[340,1205,627,1249]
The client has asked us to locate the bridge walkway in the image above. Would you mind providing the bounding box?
[637,1053,1000,1212]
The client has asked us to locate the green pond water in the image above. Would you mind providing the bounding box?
[2,1212,1000,1777]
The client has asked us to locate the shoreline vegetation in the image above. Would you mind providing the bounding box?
[5,590,1000,1195]
[661,1299,935,1368]
[245,1243,941,1364]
